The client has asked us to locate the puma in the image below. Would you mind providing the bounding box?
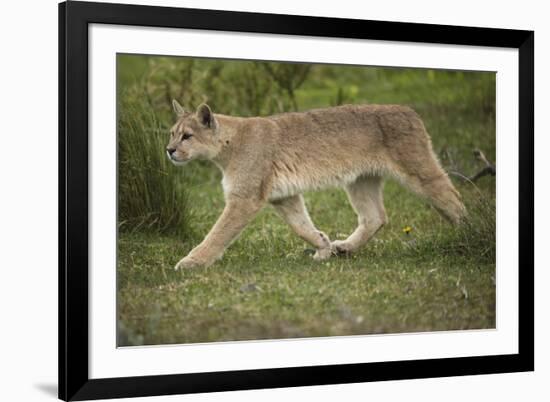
[166,100,465,269]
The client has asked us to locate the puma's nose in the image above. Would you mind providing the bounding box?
[166,147,176,156]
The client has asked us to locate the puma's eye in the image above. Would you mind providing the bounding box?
[182,133,193,140]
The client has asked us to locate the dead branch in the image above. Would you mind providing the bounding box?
[469,149,496,182]
[444,148,496,183]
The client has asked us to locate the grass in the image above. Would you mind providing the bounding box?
[117,55,496,346]
[118,181,495,346]
[118,91,192,236]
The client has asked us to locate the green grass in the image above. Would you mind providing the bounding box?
[117,55,496,346]
[118,181,495,346]
[118,89,192,236]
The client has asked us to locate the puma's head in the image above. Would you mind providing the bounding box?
[166,100,221,166]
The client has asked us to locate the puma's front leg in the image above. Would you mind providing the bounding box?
[175,196,265,270]
[271,195,332,261]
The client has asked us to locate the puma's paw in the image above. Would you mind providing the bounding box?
[331,240,354,255]
[313,247,333,261]
[174,255,204,270]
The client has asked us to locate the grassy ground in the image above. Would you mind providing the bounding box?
[118,183,495,346]
[117,57,496,346]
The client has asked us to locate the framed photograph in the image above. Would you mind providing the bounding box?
[59,1,534,400]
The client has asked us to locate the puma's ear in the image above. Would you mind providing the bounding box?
[172,99,185,116]
[197,103,216,128]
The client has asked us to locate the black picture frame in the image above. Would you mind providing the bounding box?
[59,1,534,400]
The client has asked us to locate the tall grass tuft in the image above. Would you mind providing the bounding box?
[451,187,496,263]
[416,185,496,264]
[118,91,191,236]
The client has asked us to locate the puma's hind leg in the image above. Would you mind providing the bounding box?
[332,176,388,255]
[403,173,466,224]
[271,195,332,261]
[386,121,466,224]
[394,149,466,225]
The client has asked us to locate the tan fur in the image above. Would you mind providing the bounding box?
[167,101,466,269]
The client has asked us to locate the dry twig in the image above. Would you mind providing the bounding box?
[469,149,496,182]
[444,148,496,183]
